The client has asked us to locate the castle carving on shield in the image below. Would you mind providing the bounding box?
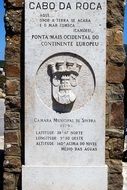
[49,61,82,105]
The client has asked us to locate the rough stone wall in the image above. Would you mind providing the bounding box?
[3,0,126,190]
[3,0,24,189]
[106,0,126,190]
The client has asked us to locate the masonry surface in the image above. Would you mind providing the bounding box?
[3,0,126,190]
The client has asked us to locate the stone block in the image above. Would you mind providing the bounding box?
[108,173,123,190]
[5,143,21,156]
[6,79,20,96]
[110,102,124,129]
[5,96,21,111]
[5,9,22,34]
[5,63,20,78]
[4,156,21,173]
[106,129,124,138]
[5,0,24,8]
[22,166,108,190]
[113,29,123,45]
[106,83,124,102]
[107,0,124,28]
[3,172,16,190]
[5,35,21,64]
[106,159,122,174]
[4,131,20,144]
[107,64,125,84]
[106,138,124,160]
[109,46,125,65]
[5,112,20,130]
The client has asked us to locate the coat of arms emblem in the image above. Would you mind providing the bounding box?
[49,61,82,105]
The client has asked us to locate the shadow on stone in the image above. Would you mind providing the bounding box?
[123,150,127,162]
[53,98,74,113]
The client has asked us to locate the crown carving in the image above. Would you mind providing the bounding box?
[49,61,82,75]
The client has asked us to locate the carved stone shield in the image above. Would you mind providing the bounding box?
[49,61,82,105]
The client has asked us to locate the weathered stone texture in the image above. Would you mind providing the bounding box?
[110,102,124,129]
[5,112,20,130]
[3,172,21,190]
[106,129,124,138]
[6,79,20,96]
[106,137,124,159]
[106,83,124,102]
[5,35,21,65]
[106,159,122,174]
[4,157,21,173]
[107,0,124,28]
[3,0,125,190]
[5,63,20,78]
[5,0,24,8]
[3,172,16,190]
[5,96,21,111]
[108,173,123,190]
[107,45,125,65]
[4,1,23,189]
[4,131,21,144]
[5,9,22,34]
[106,0,125,190]
[107,64,125,83]
[5,143,21,156]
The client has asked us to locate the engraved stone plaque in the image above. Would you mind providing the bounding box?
[23,0,107,189]
[36,53,96,112]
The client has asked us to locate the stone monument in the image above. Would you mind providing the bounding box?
[23,0,107,189]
